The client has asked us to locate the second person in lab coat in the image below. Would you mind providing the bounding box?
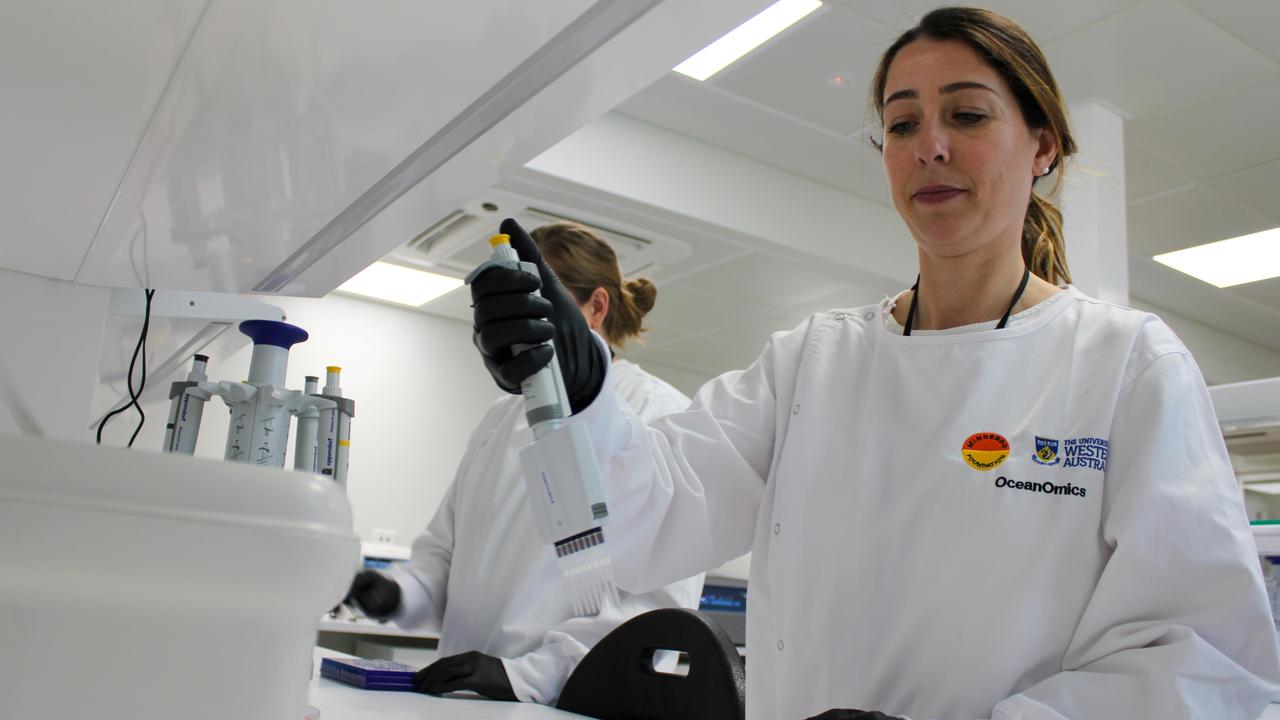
[349,222,703,704]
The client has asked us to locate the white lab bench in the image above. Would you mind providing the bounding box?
[309,645,1280,719]
[311,647,587,719]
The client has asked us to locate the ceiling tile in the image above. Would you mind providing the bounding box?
[705,314,796,350]
[710,5,896,136]
[673,251,856,310]
[1231,277,1280,315]
[1044,0,1276,118]
[1127,185,1273,257]
[638,336,763,376]
[1207,159,1280,225]
[783,281,892,315]
[1129,254,1280,353]
[643,284,760,333]
[1127,74,1280,181]
[839,0,1143,43]
[1124,145,1190,203]
[1180,0,1280,65]
[630,320,692,350]
[619,74,891,204]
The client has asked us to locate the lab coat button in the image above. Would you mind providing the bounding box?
[777,639,784,650]
[792,403,800,415]
[864,311,875,321]
[774,523,781,535]
[833,312,846,320]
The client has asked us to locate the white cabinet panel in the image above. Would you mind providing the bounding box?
[5,0,770,295]
[74,0,595,292]
[0,1,206,281]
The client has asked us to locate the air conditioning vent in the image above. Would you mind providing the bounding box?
[387,189,690,281]
[407,209,477,255]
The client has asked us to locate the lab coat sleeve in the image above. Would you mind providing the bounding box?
[388,446,471,632]
[384,415,483,627]
[500,574,706,705]
[571,323,806,594]
[988,350,1280,720]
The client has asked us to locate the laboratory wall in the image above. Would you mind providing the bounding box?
[0,268,110,440]
[1132,299,1280,385]
[100,293,499,547]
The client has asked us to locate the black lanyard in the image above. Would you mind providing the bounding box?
[903,265,1031,337]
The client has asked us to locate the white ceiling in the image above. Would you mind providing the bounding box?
[593,0,1280,380]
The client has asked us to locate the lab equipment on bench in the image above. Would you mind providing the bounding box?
[320,657,419,691]
[0,433,360,720]
[162,352,209,455]
[699,575,748,646]
[317,365,356,489]
[295,375,322,473]
[467,233,618,616]
[161,320,354,483]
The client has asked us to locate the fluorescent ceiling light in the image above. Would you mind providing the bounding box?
[673,0,821,81]
[1153,228,1280,288]
[336,262,462,306]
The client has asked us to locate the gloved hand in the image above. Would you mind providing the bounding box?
[803,707,906,712]
[470,217,606,414]
[412,650,517,701]
[345,569,401,620]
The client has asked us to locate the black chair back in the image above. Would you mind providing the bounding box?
[557,608,746,720]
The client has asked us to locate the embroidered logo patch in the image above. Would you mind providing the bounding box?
[1032,436,1061,466]
[1062,437,1109,471]
[962,432,1010,471]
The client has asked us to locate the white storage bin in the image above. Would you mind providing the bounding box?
[0,434,359,720]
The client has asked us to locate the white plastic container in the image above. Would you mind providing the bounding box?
[0,434,360,720]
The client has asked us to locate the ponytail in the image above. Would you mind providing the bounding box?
[1023,189,1070,285]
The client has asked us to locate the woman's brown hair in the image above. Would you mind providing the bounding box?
[870,6,1076,285]
[531,222,657,348]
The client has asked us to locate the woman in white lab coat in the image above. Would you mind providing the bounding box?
[350,222,703,704]
[469,7,1280,720]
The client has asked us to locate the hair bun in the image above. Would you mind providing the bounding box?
[625,278,657,316]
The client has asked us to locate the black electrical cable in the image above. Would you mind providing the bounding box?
[96,289,156,446]
[126,288,155,447]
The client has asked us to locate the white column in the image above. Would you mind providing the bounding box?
[1060,100,1129,305]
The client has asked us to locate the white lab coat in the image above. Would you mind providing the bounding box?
[575,286,1280,720]
[390,359,704,704]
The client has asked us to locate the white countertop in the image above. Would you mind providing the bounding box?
[311,647,1280,719]
[309,648,587,719]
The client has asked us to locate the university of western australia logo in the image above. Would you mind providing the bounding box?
[1062,437,1109,471]
[1032,436,1061,466]
[962,432,1010,471]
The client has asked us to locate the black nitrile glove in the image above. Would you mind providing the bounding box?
[803,707,906,712]
[470,218,606,413]
[345,569,401,620]
[413,650,518,701]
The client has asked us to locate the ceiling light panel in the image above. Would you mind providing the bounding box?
[673,0,822,81]
[336,262,463,306]
[1153,228,1280,288]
